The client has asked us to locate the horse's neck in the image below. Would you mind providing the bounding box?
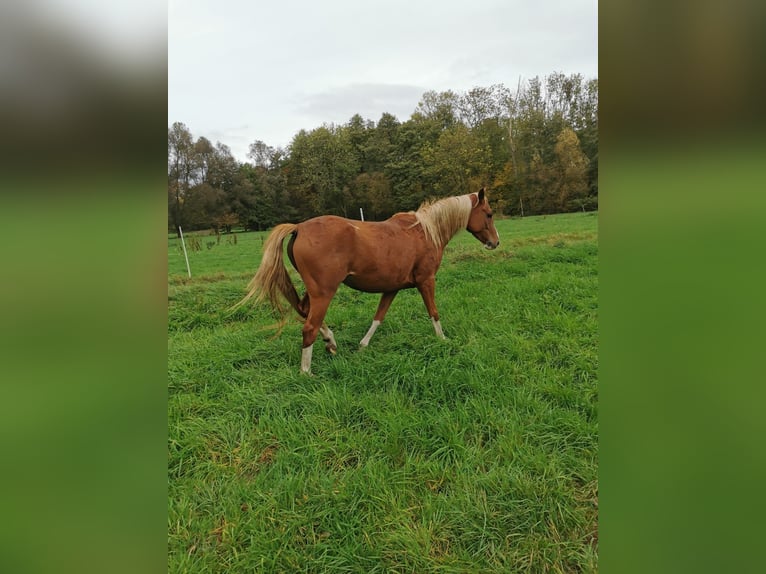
[390,211,459,253]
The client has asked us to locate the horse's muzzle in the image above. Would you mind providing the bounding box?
[485,240,499,250]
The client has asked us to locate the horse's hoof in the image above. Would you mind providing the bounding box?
[326,344,337,355]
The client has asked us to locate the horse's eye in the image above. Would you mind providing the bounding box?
[487,213,493,219]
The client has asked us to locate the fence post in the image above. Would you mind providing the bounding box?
[179,226,191,278]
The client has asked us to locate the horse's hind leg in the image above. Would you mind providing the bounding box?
[300,294,334,374]
[360,291,398,347]
[294,292,336,355]
[320,323,337,355]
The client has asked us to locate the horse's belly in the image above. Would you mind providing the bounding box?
[342,272,413,293]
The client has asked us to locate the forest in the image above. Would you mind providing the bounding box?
[168,72,597,235]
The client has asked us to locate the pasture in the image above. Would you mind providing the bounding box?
[168,212,598,572]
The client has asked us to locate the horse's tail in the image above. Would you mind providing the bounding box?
[231,223,302,318]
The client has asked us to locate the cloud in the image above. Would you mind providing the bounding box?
[296,83,427,125]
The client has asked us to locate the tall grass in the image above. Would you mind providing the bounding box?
[168,212,598,572]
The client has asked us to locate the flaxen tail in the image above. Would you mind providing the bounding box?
[230,224,301,318]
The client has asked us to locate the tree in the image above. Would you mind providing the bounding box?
[364,113,400,179]
[286,125,359,218]
[183,182,225,230]
[194,136,215,183]
[168,122,195,235]
[247,140,276,169]
[456,84,510,128]
[577,78,599,200]
[168,73,598,224]
[213,212,239,234]
[386,118,433,210]
[422,124,489,196]
[413,90,459,131]
[349,172,395,221]
[553,127,590,211]
[344,114,374,173]
[206,142,239,192]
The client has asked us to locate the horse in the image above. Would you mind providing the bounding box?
[235,188,500,373]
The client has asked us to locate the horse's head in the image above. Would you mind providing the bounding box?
[467,188,500,250]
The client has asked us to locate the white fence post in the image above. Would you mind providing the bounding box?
[179,226,191,278]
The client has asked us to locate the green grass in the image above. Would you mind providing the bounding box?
[168,212,598,572]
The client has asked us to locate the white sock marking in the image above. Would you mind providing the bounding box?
[432,317,446,339]
[359,320,381,347]
[319,325,336,350]
[301,344,313,373]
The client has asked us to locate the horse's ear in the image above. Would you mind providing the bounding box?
[478,188,486,204]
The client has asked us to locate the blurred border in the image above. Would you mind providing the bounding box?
[3,1,765,572]
[0,4,167,573]
[601,1,766,573]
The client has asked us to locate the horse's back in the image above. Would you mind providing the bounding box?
[291,213,431,293]
[296,214,417,245]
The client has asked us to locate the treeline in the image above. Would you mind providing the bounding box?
[168,72,597,234]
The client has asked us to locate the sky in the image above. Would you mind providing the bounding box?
[169,0,597,163]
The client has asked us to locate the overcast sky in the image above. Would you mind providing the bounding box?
[169,0,597,163]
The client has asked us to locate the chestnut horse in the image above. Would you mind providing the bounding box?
[236,188,500,373]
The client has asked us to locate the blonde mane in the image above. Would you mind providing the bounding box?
[413,194,473,248]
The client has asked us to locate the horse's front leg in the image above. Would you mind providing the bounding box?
[360,291,398,347]
[416,278,446,339]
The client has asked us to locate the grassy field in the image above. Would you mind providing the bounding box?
[168,212,598,572]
